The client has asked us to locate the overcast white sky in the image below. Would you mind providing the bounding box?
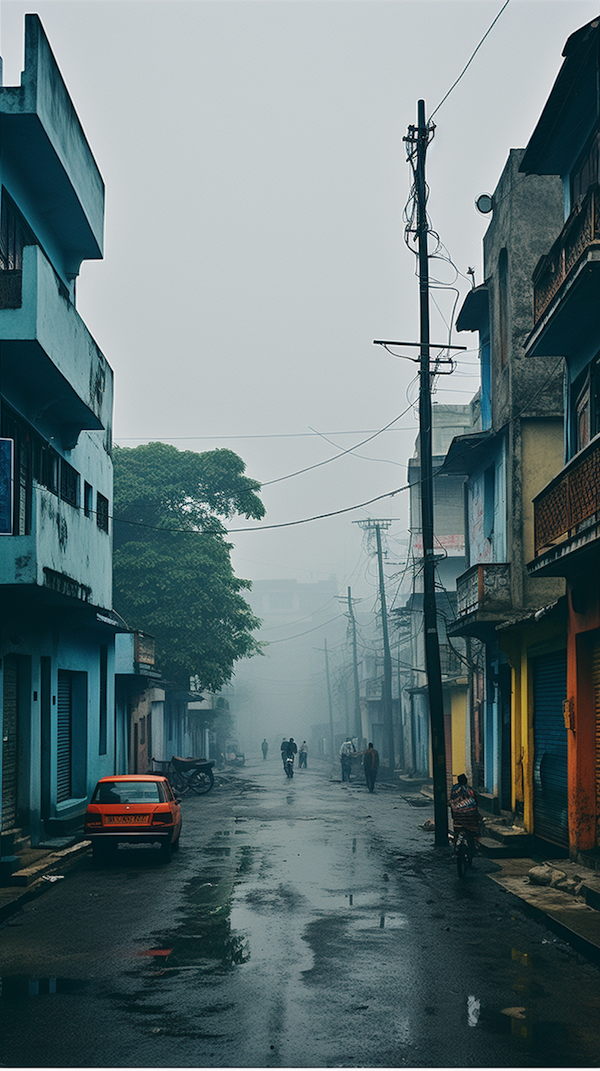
[2,0,599,603]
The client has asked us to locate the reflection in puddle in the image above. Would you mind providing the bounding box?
[511,948,530,967]
[0,977,89,999]
[467,995,480,1027]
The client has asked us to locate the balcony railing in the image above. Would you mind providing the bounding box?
[456,563,511,618]
[533,435,600,555]
[533,184,600,327]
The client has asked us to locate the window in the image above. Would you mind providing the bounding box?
[60,459,79,508]
[0,190,35,272]
[498,248,509,368]
[84,482,93,518]
[571,132,600,208]
[484,465,496,541]
[572,357,600,456]
[96,492,109,533]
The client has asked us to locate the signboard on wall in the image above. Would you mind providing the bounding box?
[0,438,14,535]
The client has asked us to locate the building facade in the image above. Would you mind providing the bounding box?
[445,150,566,827]
[0,17,118,848]
[524,18,600,857]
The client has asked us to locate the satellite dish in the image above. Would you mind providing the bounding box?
[475,193,494,215]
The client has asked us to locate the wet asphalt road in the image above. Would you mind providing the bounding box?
[1,757,600,1068]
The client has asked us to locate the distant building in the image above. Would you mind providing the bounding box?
[0,17,117,848]
[445,149,565,825]
[396,404,474,779]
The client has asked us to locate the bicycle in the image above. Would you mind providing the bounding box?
[453,826,478,878]
[151,756,215,796]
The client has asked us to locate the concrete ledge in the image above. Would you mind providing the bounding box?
[488,857,600,965]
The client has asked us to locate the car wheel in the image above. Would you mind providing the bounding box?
[172,833,180,852]
[160,838,172,863]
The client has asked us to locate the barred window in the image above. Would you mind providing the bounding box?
[0,190,35,272]
[96,492,109,533]
[60,459,79,508]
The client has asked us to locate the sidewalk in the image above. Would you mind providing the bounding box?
[487,855,600,964]
[0,841,90,925]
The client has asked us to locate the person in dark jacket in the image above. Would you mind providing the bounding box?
[362,743,379,793]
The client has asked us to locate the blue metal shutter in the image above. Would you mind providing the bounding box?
[532,651,568,847]
[56,671,72,803]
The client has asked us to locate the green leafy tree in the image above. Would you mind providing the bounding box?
[112,442,265,689]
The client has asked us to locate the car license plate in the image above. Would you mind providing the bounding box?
[106,814,149,824]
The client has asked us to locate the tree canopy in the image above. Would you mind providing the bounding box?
[112,442,265,690]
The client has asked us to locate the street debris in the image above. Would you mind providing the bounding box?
[419,819,435,831]
[41,875,64,882]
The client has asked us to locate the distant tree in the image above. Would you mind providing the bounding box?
[112,442,265,690]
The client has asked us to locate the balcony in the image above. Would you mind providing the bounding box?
[527,184,600,357]
[0,485,112,611]
[530,435,600,576]
[0,245,113,447]
[449,563,511,637]
[0,15,104,274]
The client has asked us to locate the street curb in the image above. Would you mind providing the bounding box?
[0,841,90,925]
[487,865,600,966]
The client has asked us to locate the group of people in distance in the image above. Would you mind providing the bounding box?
[339,738,379,792]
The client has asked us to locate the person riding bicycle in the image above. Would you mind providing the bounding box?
[450,773,481,845]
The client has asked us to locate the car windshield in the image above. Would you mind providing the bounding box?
[92,781,162,804]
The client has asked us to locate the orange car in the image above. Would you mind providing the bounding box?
[84,774,182,863]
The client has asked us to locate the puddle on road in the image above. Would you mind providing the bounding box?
[0,977,89,999]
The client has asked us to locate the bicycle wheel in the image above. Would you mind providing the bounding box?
[189,768,214,795]
[456,839,469,878]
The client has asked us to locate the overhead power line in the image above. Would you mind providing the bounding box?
[429,0,512,120]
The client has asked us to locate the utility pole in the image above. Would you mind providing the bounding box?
[347,587,362,742]
[354,519,395,772]
[405,99,448,846]
[324,639,336,773]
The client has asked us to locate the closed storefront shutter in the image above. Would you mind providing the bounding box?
[57,671,72,803]
[532,651,568,847]
[2,655,18,829]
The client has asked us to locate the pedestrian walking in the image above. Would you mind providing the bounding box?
[339,738,356,782]
[298,741,308,768]
[261,739,268,760]
[362,742,379,793]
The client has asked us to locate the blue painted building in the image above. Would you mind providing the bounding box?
[0,16,119,848]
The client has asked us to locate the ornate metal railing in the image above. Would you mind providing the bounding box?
[533,185,600,326]
[456,562,511,618]
[533,436,600,554]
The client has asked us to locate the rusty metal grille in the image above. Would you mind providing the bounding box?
[535,478,569,551]
[533,185,600,326]
[534,441,600,553]
[568,447,600,526]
